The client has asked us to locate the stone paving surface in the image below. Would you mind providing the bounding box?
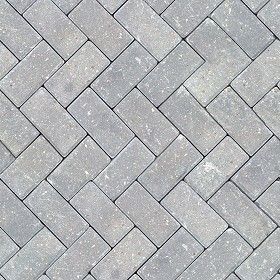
[0,0,280,279]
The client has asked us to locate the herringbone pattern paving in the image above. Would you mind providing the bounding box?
[0,0,280,279]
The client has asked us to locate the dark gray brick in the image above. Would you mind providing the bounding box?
[0,42,18,79]
[0,142,14,173]
[0,228,18,267]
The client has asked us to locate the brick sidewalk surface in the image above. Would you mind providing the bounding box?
[0,0,280,279]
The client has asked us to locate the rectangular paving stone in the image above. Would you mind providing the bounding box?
[236,229,280,280]
[0,228,65,280]
[162,182,227,247]
[0,0,41,59]
[0,41,63,106]
[25,180,89,248]
[24,0,86,60]
[0,142,14,173]
[21,88,86,157]
[69,0,132,60]
[138,41,204,106]
[227,275,240,280]
[139,134,202,200]
[178,229,252,280]
[7,0,36,13]
[232,136,280,200]
[94,138,154,200]
[84,276,96,280]
[38,276,51,280]
[51,0,82,14]
[47,136,110,200]
[0,228,18,267]
[1,136,62,199]
[207,87,272,155]
[138,228,203,280]
[184,19,250,106]
[68,88,134,158]
[209,182,276,248]
[144,0,174,13]
[160,86,226,155]
[47,228,110,280]
[116,182,179,247]
[243,0,269,12]
[91,228,156,280]
[231,40,280,106]
[71,182,133,246]
[92,42,156,108]
[97,0,126,13]
[115,0,181,61]
[0,42,18,79]
[115,89,178,155]
[185,137,249,200]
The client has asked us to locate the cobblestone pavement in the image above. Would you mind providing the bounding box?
[0,0,280,279]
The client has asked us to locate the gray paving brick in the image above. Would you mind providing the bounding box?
[231,40,280,106]
[1,136,62,199]
[0,228,18,267]
[25,180,88,247]
[184,19,250,106]
[21,88,86,157]
[138,228,203,280]
[207,87,272,155]
[24,0,86,60]
[47,228,110,280]
[130,276,142,280]
[51,0,82,14]
[0,142,14,173]
[38,276,50,280]
[160,86,226,155]
[272,275,280,280]
[178,229,252,280]
[0,42,18,79]
[47,136,110,200]
[227,275,240,280]
[0,41,63,106]
[162,182,227,247]
[116,182,179,246]
[45,42,109,107]
[91,228,156,280]
[139,134,202,201]
[209,182,276,248]
[92,42,156,108]
[236,229,280,280]
[71,181,133,246]
[115,0,181,61]
[232,136,280,200]
[70,0,132,60]
[0,228,65,280]
[84,276,96,280]
[97,0,126,13]
[185,137,248,200]
[7,0,36,13]
[144,0,174,13]
[138,41,204,106]
[115,89,178,155]
[68,88,134,157]
[242,0,269,12]
[94,138,154,200]
[0,0,41,59]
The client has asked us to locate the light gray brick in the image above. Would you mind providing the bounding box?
[184,19,250,106]
[47,136,110,200]
[242,0,269,12]
[91,228,156,280]
[0,228,65,280]
[116,182,179,246]
[21,88,86,157]
[139,135,202,201]
[70,0,132,60]
[162,182,227,247]
[84,276,96,280]
[138,228,203,280]
[231,40,280,106]
[178,229,252,280]
[25,181,88,247]
[0,228,18,267]
[160,86,226,155]
[94,138,154,200]
[138,41,204,106]
[24,0,86,60]
[115,89,178,155]
[1,136,62,199]
[207,87,272,155]
[47,228,110,280]
[209,182,276,248]
[0,0,41,59]
[0,42,18,79]
[272,275,280,280]
[38,276,50,280]
[0,41,63,106]
[236,229,280,280]
[130,276,142,280]
[51,0,82,14]
[71,181,133,247]
[0,142,14,173]
[97,0,126,13]
[92,42,156,108]
[232,136,280,200]
[115,0,181,61]
[227,275,240,280]
[7,0,36,13]
[144,0,174,13]
[212,0,273,58]
[68,89,134,157]
[185,137,248,200]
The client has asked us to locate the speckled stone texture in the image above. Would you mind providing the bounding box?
[0,0,280,279]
